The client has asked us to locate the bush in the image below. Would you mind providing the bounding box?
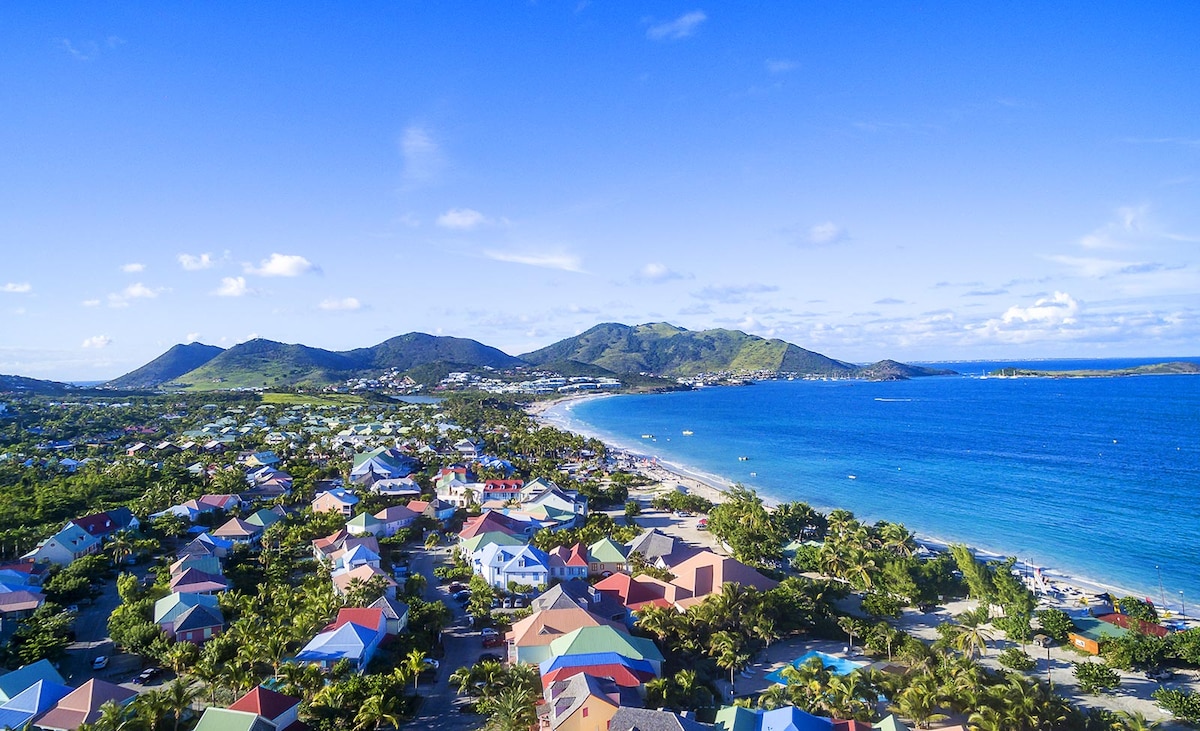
[997,647,1036,671]
[861,593,901,619]
[1154,687,1200,724]
[1036,608,1074,642]
[1073,661,1121,695]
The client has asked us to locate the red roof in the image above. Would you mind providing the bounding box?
[407,500,430,514]
[71,513,116,536]
[229,686,301,721]
[1097,613,1170,638]
[540,663,654,689]
[483,479,524,493]
[459,512,524,540]
[328,607,385,632]
[593,573,672,610]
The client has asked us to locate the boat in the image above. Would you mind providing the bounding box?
[738,456,749,461]
[682,430,694,436]
[848,474,857,480]
[641,434,653,439]
[749,472,757,477]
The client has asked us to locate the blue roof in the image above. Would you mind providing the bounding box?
[761,707,834,731]
[295,622,376,664]
[0,660,65,703]
[0,679,72,728]
[538,652,654,676]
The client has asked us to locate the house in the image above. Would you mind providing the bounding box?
[67,508,139,541]
[244,508,285,532]
[331,564,398,599]
[177,532,233,560]
[668,551,779,607]
[368,477,421,497]
[350,447,419,485]
[170,568,229,595]
[311,530,379,563]
[482,479,524,503]
[312,488,359,516]
[541,673,626,731]
[373,505,419,537]
[474,543,551,590]
[593,573,691,613]
[154,592,222,635]
[295,619,385,672]
[549,543,590,582]
[21,524,101,567]
[0,589,46,620]
[546,626,664,676]
[609,707,714,731]
[173,603,226,644]
[33,678,137,731]
[326,607,386,637]
[714,706,833,731]
[1068,617,1129,655]
[226,685,304,731]
[329,544,382,574]
[460,511,539,542]
[453,438,483,459]
[508,606,627,666]
[0,679,73,731]
[624,528,696,568]
[243,451,281,467]
[0,660,66,703]
[417,498,456,523]
[367,595,409,634]
[539,653,658,689]
[346,512,384,537]
[171,555,222,577]
[531,580,629,624]
[193,707,279,731]
[240,467,293,503]
[213,517,264,545]
[587,538,629,577]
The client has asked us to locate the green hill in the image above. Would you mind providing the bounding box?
[170,339,360,390]
[856,359,958,381]
[343,333,523,371]
[519,322,857,377]
[105,342,225,389]
[0,374,77,396]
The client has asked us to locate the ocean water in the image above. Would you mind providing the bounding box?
[549,360,1200,609]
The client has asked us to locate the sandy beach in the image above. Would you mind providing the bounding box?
[531,393,1197,727]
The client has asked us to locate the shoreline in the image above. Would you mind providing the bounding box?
[529,392,1189,624]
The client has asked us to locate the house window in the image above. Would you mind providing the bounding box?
[582,707,588,718]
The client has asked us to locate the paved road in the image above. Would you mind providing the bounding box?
[63,562,154,687]
[408,546,488,731]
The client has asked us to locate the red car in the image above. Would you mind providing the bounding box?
[483,635,504,648]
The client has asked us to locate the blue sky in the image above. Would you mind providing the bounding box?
[2,3,1198,380]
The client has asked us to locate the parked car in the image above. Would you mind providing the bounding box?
[483,636,504,648]
[448,582,466,593]
[502,597,513,608]
[481,627,499,637]
[453,591,471,603]
[92,656,109,670]
[513,597,527,608]
[132,667,161,685]
[478,653,503,663]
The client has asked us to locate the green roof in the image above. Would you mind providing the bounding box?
[244,509,282,529]
[346,512,382,530]
[1071,616,1129,642]
[460,531,526,554]
[713,705,760,731]
[873,715,912,731]
[588,537,629,564]
[193,708,273,731]
[548,626,663,663]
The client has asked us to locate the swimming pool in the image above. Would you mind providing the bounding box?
[764,650,867,685]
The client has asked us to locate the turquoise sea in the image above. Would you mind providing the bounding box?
[545,358,1200,611]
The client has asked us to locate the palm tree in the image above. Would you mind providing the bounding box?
[838,615,867,652]
[404,648,428,692]
[484,687,538,731]
[107,533,134,566]
[986,674,1038,731]
[709,630,749,696]
[636,606,682,645]
[89,699,138,731]
[353,692,405,731]
[946,613,994,660]
[889,673,947,729]
[162,678,200,731]
[750,613,779,659]
[967,706,1005,731]
[823,672,874,721]
[1116,711,1162,731]
[879,522,917,557]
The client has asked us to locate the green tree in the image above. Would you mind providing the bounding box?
[1073,661,1121,695]
[1036,608,1074,642]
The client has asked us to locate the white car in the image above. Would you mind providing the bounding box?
[481,628,499,637]
[92,656,109,670]
[422,658,440,671]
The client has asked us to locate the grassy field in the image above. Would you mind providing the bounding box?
[260,391,366,406]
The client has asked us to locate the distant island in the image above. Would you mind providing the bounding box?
[988,361,1200,378]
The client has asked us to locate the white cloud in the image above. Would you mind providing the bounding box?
[807,221,849,245]
[1048,255,1150,279]
[400,125,444,189]
[107,282,162,308]
[82,335,112,349]
[647,10,707,40]
[120,262,145,273]
[214,277,252,297]
[185,332,201,343]
[765,59,798,73]
[245,253,316,277]
[437,208,490,230]
[484,250,584,273]
[1,282,31,294]
[319,297,362,311]
[1000,291,1079,326]
[178,253,215,270]
[635,263,690,283]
